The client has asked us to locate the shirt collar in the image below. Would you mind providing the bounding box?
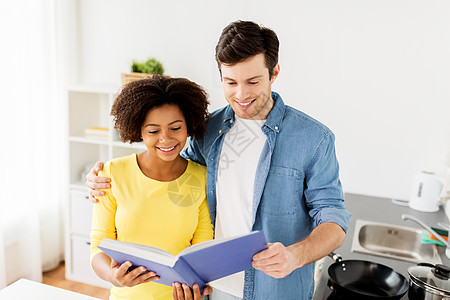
[223,105,235,123]
[264,91,285,132]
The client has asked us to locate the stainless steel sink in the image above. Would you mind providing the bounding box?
[351,219,442,264]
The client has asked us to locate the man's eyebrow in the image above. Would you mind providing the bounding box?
[223,75,263,81]
[144,120,183,128]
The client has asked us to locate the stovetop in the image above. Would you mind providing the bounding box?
[320,280,348,300]
[323,289,343,300]
[319,279,409,300]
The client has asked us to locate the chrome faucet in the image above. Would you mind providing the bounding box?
[401,214,448,246]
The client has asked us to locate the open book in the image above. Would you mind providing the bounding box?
[98,230,267,290]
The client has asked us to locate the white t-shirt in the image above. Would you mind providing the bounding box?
[209,116,266,298]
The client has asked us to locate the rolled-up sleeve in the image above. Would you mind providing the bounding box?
[304,132,351,232]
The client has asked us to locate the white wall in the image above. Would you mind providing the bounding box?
[70,0,450,201]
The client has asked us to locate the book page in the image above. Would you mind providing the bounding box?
[177,231,259,257]
[100,239,177,266]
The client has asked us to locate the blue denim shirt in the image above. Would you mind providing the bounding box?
[182,92,351,300]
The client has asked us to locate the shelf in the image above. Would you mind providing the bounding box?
[69,136,110,145]
[112,141,147,150]
[70,183,86,190]
[68,136,147,151]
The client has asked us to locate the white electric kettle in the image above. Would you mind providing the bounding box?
[409,171,445,212]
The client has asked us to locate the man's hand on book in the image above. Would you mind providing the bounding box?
[109,260,160,287]
[251,242,298,279]
[172,282,212,300]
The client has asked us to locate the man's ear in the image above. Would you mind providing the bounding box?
[270,64,280,83]
[218,63,223,81]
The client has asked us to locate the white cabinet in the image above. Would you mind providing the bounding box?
[69,189,92,236]
[70,234,100,285]
[65,85,146,288]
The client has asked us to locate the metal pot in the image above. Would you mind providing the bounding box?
[408,263,450,300]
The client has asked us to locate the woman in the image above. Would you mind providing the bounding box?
[90,76,214,299]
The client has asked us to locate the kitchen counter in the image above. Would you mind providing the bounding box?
[313,193,450,300]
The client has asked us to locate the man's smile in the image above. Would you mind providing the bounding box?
[235,99,255,108]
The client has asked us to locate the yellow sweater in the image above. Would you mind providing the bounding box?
[90,154,213,300]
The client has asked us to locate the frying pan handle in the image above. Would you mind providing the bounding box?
[328,252,343,263]
[326,279,334,290]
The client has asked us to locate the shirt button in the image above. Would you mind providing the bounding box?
[219,129,222,133]
[230,120,233,124]
[275,126,279,130]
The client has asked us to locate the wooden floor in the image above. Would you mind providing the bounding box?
[42,262,110,299]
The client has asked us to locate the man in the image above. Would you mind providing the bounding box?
[86,20,351,300]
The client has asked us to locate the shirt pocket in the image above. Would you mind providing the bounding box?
[259,166,304,215]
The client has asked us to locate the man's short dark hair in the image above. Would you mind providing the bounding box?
[215,20,279,78]
[111,75,209,143]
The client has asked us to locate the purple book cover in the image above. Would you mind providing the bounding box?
[98,230,267,290]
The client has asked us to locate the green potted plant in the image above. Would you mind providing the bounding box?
[121,57,165,85]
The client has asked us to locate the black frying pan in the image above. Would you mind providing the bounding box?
[327,252,409,299]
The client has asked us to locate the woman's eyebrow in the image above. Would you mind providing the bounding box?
[144,120,183,127]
